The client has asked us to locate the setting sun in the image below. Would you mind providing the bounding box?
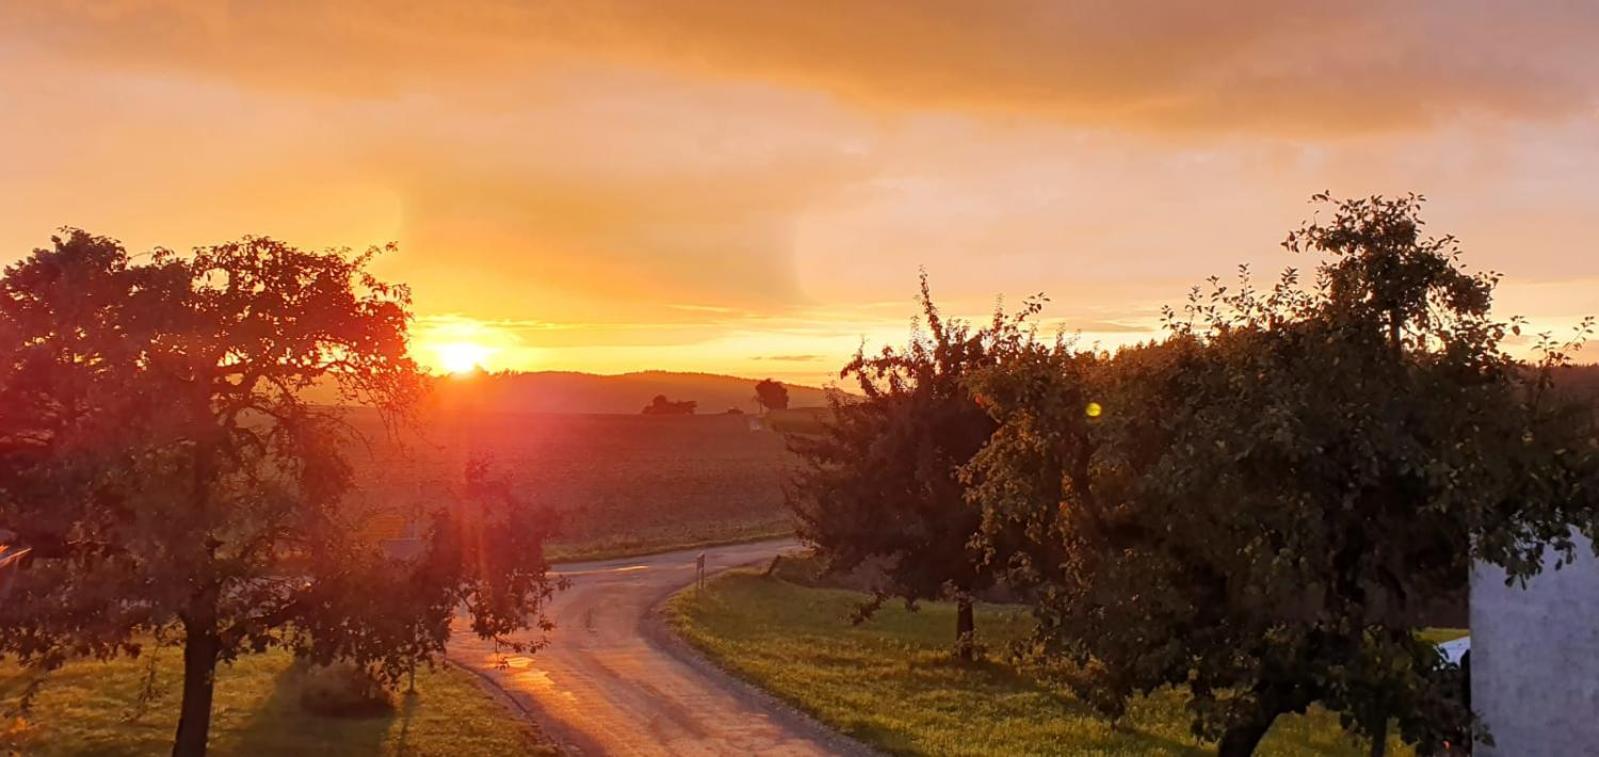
[434,341,493,375]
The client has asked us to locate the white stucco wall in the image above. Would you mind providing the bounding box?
[1470,531,1599,756]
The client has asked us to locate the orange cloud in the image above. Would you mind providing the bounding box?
[8,2,1599,133]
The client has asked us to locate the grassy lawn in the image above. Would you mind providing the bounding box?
[1415,627,1468,645]
[665,564,1410,756]
[0,648,552,756]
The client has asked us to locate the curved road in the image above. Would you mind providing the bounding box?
[447,539,858,756]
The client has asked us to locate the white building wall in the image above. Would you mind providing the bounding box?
[1470,532,1599,756]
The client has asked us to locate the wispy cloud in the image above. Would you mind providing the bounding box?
[10,2,1599,133]
[753,354,825,362]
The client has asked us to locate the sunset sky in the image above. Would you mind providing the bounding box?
[3,2,1597,385]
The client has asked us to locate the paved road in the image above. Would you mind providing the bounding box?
[448,539,856,756]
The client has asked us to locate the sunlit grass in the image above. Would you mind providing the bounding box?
[548,521,794,562]
[1415,627,1468,645]
[0,648,551,756]
[666,566,1408,756]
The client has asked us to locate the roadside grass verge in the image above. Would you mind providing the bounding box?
[547,520,794,563]
[0,648,552,756]
[665,564,1407,756]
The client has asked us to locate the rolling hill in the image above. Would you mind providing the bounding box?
[427,370,839,415]
[325,371,844,559]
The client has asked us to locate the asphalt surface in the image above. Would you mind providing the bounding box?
[447,538,863,756]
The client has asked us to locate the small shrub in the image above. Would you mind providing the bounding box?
[294,661,394,719]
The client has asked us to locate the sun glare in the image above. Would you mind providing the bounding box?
[435,342,493,375]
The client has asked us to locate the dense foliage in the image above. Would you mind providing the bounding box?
[0,231,561,755]
[965,195,1599,755]
[788,275,1039,659]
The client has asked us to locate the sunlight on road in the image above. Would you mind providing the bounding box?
[448,540,836,755]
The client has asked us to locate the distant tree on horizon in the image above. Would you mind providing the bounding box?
[754,378,789,414]
[0,231,562,756]
[641,394,697,415]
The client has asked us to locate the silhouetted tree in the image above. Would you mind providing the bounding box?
[754,378,789,413]
[641,394,697,415]
[789,275,1039,660]
[0,231,562,756]
[967,195,1599,755]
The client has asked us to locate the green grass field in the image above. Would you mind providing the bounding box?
[0,649,552,756]
[666,564,1413,756]
[1415,627,1468,645]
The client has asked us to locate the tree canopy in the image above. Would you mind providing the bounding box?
[966,195,1599,755]
[754,378,790,412]
[641,394,698,415]
[0,231,561,756]
[788,275,1040,659]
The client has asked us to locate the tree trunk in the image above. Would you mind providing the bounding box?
[175,441,221,757]
[955,596,975,661]
[1217,718,1274,757]
[1368,715,1388,757]
[171,625,220,757]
